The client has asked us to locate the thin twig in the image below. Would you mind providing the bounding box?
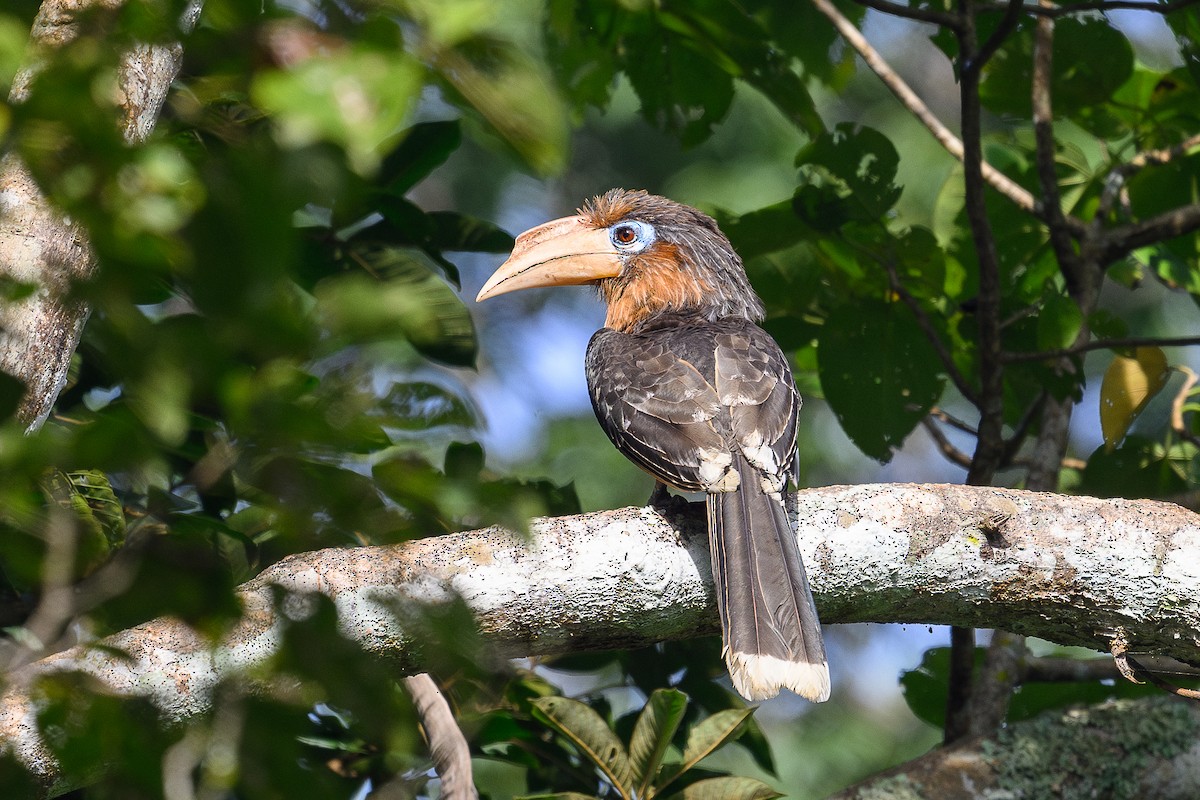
[1003,335,1200,364]
[1000,391,1047,468]
[851,0,961,27]
[931,407,979,436]
[922,417,974,469]
[971,0,1024,75]
[1170,367,1200,448]
[808,0,1049,221]
[981,0,1200,15]
[884,263,981,406]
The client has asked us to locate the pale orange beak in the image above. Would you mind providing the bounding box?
[476,215,621,302]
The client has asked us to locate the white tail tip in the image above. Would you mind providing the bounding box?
[727,651,831,703]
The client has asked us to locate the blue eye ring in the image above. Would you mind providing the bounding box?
[610,220,655,253]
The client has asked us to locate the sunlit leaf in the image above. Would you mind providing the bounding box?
[657,706,755,789]
[1099,347,1169,449]
[629,688,688,793]
[532,696,632,790]
[252,46,422,174]
[661,775,782,800]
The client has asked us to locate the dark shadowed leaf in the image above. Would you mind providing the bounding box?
[817,301,946,461]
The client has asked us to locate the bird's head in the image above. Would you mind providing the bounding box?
[476,189,764,332]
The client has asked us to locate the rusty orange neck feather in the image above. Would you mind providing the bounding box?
[600,243,713,332]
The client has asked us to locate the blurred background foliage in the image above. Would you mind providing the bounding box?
[0,0,1198,797]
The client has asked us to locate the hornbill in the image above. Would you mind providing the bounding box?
[476,189,829,702]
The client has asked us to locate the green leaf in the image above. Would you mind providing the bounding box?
[531,696,632,792]
[1080,439,1189,500]
[662,776,782,800]
[433,36,568,175]
[42,469,125,577]
[797,123,901,220]
[252,46,423,174]
[817,301,946,462]
[1036,292,1083,351]
[378,120,462,195]
[316,243,476,366]
[381,381,477,431]
[630,688,688,794]
[658,707,755,790]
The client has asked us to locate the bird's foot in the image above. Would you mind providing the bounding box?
[647,482,692,517]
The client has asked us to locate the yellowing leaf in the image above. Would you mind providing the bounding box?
[1099,347,1169,449]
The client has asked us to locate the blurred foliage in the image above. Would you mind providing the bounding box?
[0,0,1197,797]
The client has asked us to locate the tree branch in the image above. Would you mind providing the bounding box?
[401,675,478,800]
[1002,334,1200,364]
[3,484,1199,789]
[1094,203,1200,264]
[980,0,1200,15]
[0,0,203,429]
[830,696,1200,800]
[850,0,961,27]
[808,0,1049,221]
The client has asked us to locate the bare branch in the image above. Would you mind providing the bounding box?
[921,417,973,468]
[964,631,1027,736]
[971,0,1024,75]
[401,675,478,800]
[981,0,1200,15]
[1094,203,1200,263]
[3,484,1199,789]
[1171,367,1200,449]
[1002,335,1200,364]
[807,0,1049,220]
[851,0,961,27]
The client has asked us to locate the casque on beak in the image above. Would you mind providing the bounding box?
[475,215,622,302]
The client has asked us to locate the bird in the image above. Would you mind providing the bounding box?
[475,189,829,702]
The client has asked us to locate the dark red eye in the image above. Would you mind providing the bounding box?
[613,225,637,245]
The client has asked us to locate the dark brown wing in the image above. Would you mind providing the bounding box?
[584,315,798,491]
[713,324,799,486]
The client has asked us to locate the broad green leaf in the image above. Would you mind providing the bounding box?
[817,301,947,462]
[316,243,476,366]
[662,776,782,800]
[42,469,124,577]
[657,707,754,789]
[980,19,1133,128]
[382,381,476,431]
[252,46,422,174]
[1099,348,1169,449]
[378,120,462,195]
[519,794,601,800]
[1036,293,1084,351]
[1080,439,1191,500]
[629,688,688,794]
[531,696,632,792]
[797,123,901,220]
[433,38,568,175]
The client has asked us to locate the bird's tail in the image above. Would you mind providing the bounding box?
[707,456,829,702]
